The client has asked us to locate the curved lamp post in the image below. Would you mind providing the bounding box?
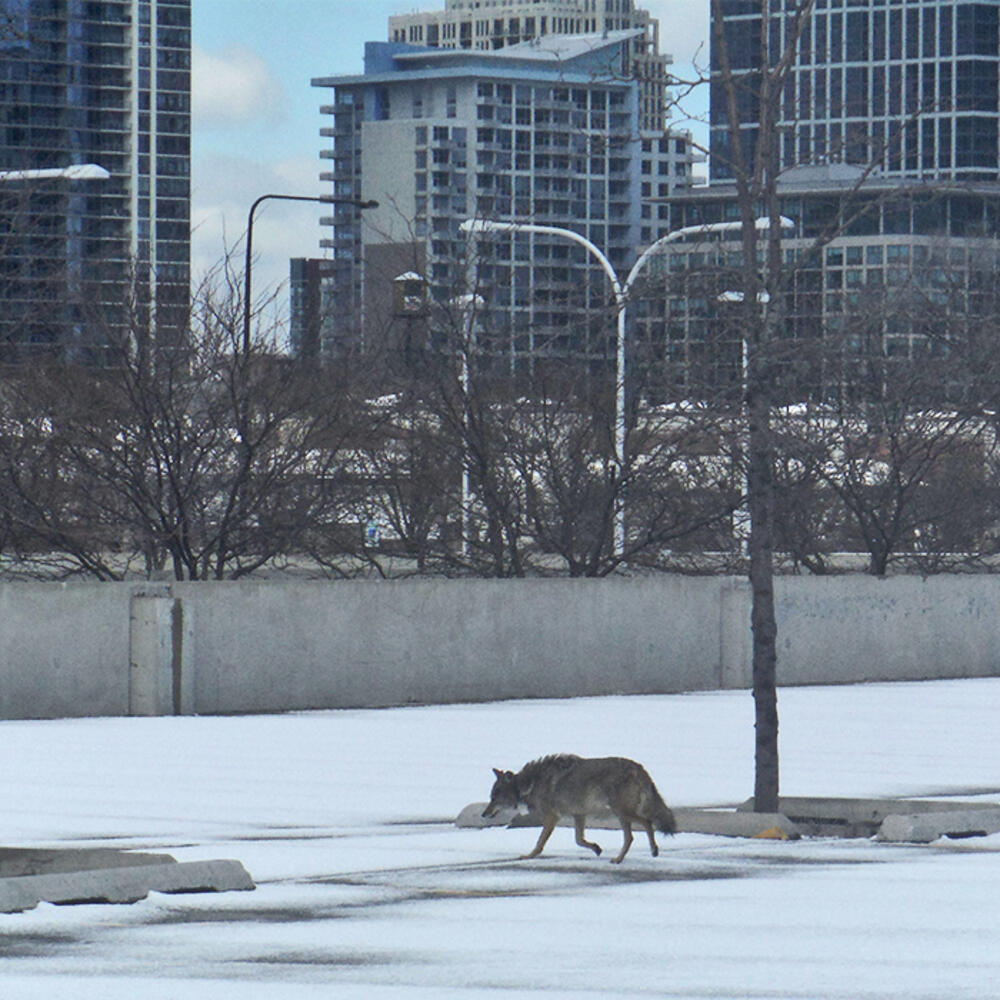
[460,216,794,556]
[242,193,378,354]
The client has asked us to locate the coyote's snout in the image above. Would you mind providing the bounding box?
[483,754,676,864]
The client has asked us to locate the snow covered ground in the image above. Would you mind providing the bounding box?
[1,678,999,999]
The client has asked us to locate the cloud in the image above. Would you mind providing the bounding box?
[190,152,326,342]
[192,44,288,129]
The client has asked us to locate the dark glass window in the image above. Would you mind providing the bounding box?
[889,9,902,60]
[956,115,997,167]
[956,60,998,111]
[921,118,936,169]
[922,6,936,59]
[830,11,842,62]
[846,10,868,62]
[905,63,920,114]
[846,66,867,117]
[922,61,935,108]
[940,5,953,55]
[872,64,885,117]
[906,8,919,59]
[956,4,999,56]
[939,62,952,109]
[871,9,885,61]
[939,117,952,169]
[799,15,812,62]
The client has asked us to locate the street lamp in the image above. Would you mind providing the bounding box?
[242,192,378,354]
[450,292,484,560]
[459,216,794,557]
[0,164,111,183]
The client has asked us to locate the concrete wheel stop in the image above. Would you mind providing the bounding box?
[0,847,255,914]
[457,795,1000,844]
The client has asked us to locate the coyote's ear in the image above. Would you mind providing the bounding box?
[493,767,504,779]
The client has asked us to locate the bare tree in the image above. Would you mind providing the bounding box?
[337,388,459,577]
[0,261,362,580]
[708,0,819,812]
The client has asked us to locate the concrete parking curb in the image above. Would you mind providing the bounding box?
[457,797,1000,843]
[737,796,1000,839]
[0,849,255,914]
[456,802,802,838]
[876,807,1000,843]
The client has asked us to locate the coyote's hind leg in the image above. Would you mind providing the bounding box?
[612,819,634,864]
[574,815,602,856]
[641,818,659,857]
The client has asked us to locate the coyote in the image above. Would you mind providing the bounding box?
[482,754,676,863]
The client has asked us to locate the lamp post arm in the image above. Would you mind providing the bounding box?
[242,193,379,354]
[461,217,629,551]
[461,220,623,303]
[242,194,322,354]
[622,218,794,296]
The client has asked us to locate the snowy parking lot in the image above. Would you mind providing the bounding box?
[1,678,999,998]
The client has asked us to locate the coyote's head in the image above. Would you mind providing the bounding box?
[482,767,519,818]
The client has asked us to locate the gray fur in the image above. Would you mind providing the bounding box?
[483,754,675,863]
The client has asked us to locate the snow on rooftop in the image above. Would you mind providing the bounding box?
[393,28,644,65]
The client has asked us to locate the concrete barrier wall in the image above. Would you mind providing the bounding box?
[773,575,1000,686]
[0,583,131,718]
[1,575,998,719]
[178,576,726,715]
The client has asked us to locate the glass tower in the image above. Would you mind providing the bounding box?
[711,0,1000,183]
[0,0,191,362]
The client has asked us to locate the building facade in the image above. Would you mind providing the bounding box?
[289,257,337,360]
[642,1,1000,402]
[388,0,673,131]
[711,0,1000,183]
[645,165,1000,399]
[0,0,191,362]
[312,32,699,370]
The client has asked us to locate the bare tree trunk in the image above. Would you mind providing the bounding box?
[746,385,779,812]
[711,0,815,812]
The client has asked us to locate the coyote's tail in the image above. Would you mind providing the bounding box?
[651,792,677,835]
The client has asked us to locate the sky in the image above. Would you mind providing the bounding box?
[190,0,711,334]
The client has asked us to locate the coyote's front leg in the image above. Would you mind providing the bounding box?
[521,813,558,859]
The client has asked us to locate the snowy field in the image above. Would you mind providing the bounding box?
[1,678,999,999]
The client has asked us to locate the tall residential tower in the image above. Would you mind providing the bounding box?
[312,32,699,368]
[0,0,191,361]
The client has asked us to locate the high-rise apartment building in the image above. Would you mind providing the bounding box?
[0,0,191,362]
[389,0,673,131]
[312,32,699,369]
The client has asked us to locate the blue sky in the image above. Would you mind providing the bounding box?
[191,0,709,330]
